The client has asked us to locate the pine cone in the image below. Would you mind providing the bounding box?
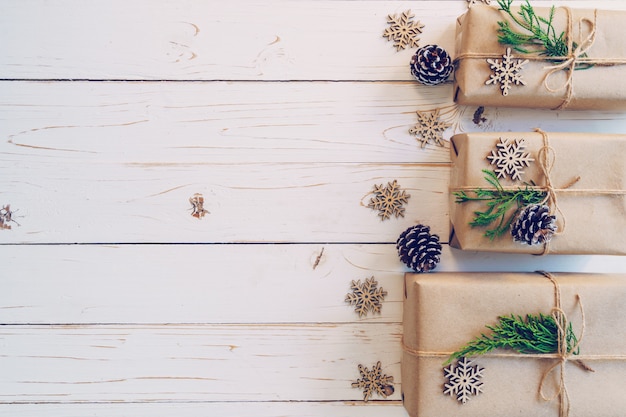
[410,45,453,86]
[511,204,557,245]
[396,224,442,273]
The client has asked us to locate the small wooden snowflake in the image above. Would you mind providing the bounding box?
[367,180,410,220]
[444,357,484,404]
[485,48,528,96]
[352,361,395,401]
[409,108,452,148]
[345,276,387,317]
[383,10,424,51]
[487,137,534,181]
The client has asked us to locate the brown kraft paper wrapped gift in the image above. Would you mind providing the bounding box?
[449,131,626,255]
[454,4,626,110]
[402,272,626,417]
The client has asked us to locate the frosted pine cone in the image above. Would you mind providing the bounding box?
[511,204,557,245]
[396,224,442,272]
[410,45,453,86]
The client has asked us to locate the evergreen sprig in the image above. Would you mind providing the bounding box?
[496,0,568,57]
[446,313,579,364]
[453,170,545,239]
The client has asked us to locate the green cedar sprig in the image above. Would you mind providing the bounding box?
[495,0,594,70]
[445,313,579,364]
[453,169,545,240]
[496,0,568,57]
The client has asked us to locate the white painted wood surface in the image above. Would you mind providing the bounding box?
[1,1,625,415]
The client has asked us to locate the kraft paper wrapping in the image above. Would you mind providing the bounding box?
[401,272,626,417]
[449,131,626,255]
[454,4,626,110]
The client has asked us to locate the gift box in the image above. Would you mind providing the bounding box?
[454,4,626,110]
[401,272,626,417]
[449,130,626,255]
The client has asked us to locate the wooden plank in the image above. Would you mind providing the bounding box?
[0,402,407,417]
[0,81,454,164]
[2,1,625,81]
[0,324,402,403]
[2,244,623,325]
[0,162,449,244]
[0,0,463,81]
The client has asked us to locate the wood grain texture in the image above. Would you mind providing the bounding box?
[0,161,449,243]
[0,81,453,164]
[2,1,625,80]
[0,324,402,403]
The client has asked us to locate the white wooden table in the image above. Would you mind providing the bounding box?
[1,1,625,415]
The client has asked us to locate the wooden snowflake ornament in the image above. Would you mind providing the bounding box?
[383,10,424,51]
[443,357,484,404]
[345,277,387,317]
[367,180,410,220]
[409,108,451,148]
[485,48,528,96]
[352,361,395,401]
[487,137,534,181]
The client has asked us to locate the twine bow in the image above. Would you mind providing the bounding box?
[537,271,587,417]
[542,8,598,110]
[533,128,580,254]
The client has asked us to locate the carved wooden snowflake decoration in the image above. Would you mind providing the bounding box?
[345,276,387,317]
[485,48,528,96]
[487,137,534,181]
[367,180,410,220]
[383,10,424,51]
[444,357,484,404]
[409,108,451,148]
[467,0,491,7]
[352,361,395,401]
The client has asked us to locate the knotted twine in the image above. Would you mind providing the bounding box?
[451,128,626,254]
[401,271,626,417]
[453,6,626,110]
[537,271,584,417]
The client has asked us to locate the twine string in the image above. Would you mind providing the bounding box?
[451,185,624,196]
[536,130,560,217]
[536,271,588,417]
[534,128,566,254]
[541,8,597,110]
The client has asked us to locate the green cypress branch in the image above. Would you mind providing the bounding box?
[495,0,592,69]
[446,313,579,364]
[453,170,545,239]
[496,0,568,57]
